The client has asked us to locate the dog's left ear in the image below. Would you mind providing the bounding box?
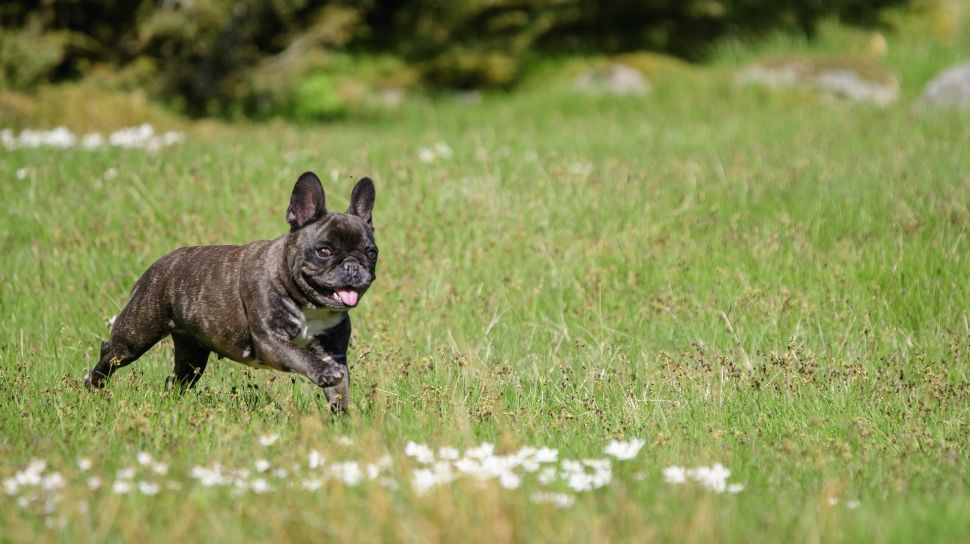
[347,177,375,227]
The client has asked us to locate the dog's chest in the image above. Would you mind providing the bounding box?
[292,307,344,345]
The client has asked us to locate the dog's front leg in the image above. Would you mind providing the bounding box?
[306,343,350,413]
[251,330,346,388]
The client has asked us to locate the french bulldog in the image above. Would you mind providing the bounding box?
[84,172,377,412]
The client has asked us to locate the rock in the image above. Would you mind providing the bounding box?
[573,63,650,96]
[739,55,899,106]
[918,61,970,111]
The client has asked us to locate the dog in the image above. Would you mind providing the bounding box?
[84,171,377,412]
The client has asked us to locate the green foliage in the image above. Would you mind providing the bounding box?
[0,0,919,118]
[291,71,347,119]
[1,52,969,539]
[0,20,69,90]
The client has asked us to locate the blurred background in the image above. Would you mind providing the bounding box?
[0,0,965,129]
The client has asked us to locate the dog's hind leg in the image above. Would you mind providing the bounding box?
[85,287,171,390]
[165,333,210,392]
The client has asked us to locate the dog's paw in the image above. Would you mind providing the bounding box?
[83,370,104,391]
[310,363,346,388]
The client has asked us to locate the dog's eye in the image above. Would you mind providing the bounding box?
[365,248,378,261]
[316,246,333,258]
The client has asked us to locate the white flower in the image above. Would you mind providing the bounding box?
[538,467,558,485]
[41,473,65,491]
[258,433,279,447]
[688,464,731,493]
[433,142,453,159]
[138,482,160,495]
[116,467,135,480]
[663,466,687,484]
[531,492,575,509]
[337,436,354,446]
[273,469,288,479]
[465,443,495,460]
[417,148,435,163]
[533,448,559,464]
[152,462,168,476]
[4,478,19,495]
[15,168,31,180]
[137,452,153,466]
[604,438,645,460]
[727,483,745,494]
[254,459,271,473]
[112,480,132,494]
[437,447,460,460]
[190,465,226,487]
[87,477,102,491]
[308,450,323,469]
[301,478,323,491]
[328,462,362,486]
[846,500,860,509]
[405,441,435,464]
[81,133,103,149]
[498,471,521,490]
[250,478,270,494]
[77,458,93,472]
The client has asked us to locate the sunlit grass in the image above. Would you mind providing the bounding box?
[1,20,969,543]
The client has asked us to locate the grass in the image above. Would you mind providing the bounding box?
[1,14,969,544]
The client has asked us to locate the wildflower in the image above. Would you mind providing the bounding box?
[41,473,65,491]
[663,466,687,484]
[465,443,495,460]
[498,471,521,490]
[77,458,93,472]
[308,450,323,469]
[531,492,575,509]
[254,459,271,473]
[404,441,435,464]
[112,480,132,494]
[258,434,279,447]
[538,467,558,485]
[437,447,460,460]
[301,479,323,491]
[417,148,435,163]
[82,133,103,149]
[116,467,135,480]
[138,482,160,495]
[604,438,645,461]
[250,479,270,494]
[137,452,153,466]
[87,477,102,491]
[152,462,168,476]
[337,436,354,446]
[328,462,362,486]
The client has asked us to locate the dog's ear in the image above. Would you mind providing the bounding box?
[287,172,326,231]
[347,177,375,227]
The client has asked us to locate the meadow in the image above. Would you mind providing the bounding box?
[1,20,969,543]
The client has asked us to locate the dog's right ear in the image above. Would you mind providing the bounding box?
[286,172,326,231]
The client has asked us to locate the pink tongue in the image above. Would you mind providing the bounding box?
[336,289,359,307]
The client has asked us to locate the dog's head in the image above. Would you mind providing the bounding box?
[284,172,377,310]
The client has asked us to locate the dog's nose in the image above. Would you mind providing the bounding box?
[341,260,369,285]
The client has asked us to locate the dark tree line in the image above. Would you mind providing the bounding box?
[0,0,908,116]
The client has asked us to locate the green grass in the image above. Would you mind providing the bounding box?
[1,17,969,544]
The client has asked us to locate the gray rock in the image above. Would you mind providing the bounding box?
[918,61,970,111]
[573,63,650,96]
[739,56,899,106]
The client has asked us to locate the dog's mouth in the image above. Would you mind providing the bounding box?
[303,275,363,309]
